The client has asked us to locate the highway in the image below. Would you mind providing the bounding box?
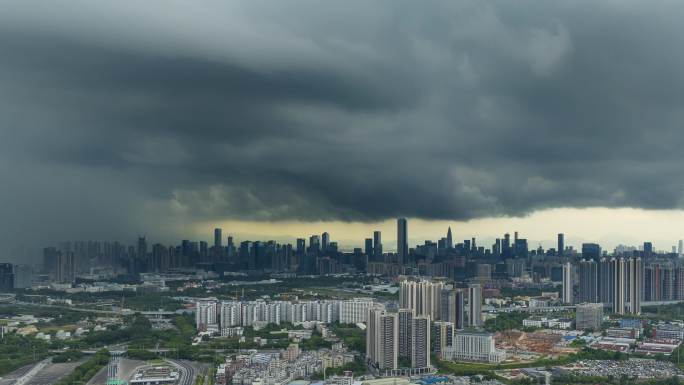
[166,360,196,385]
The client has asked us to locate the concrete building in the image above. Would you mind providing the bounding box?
[562,262,573,304]
[444,331,506,363]
[613,258,626,315]
[399,279,444,320]
[397,308,413,360]
[397,218,408,265]
[432,320,454,358]
[411,315,430,368]
[628,257,642,315]
[468,284,482,327]
[367,307,398,370]
[576,303,604,331]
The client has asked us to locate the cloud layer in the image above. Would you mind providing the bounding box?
[2,1,684,249]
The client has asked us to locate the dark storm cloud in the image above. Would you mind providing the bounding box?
[2,0,684,250]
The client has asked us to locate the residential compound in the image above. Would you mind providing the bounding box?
[196,298,375,332]
[366,278,504,372]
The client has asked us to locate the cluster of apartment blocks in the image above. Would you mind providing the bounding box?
[563,257,684,316]
[195,297,376,331]
[365,278,505,373]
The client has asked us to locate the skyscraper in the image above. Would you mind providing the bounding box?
[446,227,453,249]
[322,232,330,252]
[562,262,573,304]
[397,218,408,264]
[214,228,222,248]
[679,240,683,257]
[468,284,482,327]
[364,238,373,259]
[558,233,564,257]
[373,231,382,260]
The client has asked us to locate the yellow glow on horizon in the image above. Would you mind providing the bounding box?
[191,207,684,252]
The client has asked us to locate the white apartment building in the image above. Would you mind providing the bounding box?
[443,331,506,363]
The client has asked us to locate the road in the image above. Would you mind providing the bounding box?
[166,360,196,385]
[0,363,34,385]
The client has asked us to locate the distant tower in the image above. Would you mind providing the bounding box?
[373,231,382,260]
[679,240,683,257]
[214,228,222,248]
[558,233,565,257]
[397,218,408,264]
[446,227,453,249]
[322,232,330,252]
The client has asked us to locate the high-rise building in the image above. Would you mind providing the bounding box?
[0,264,14,290]
[411,316,431,368]
[562,262,573,304]
[400,279,444,320]
[446,227,453,250]
[582,243,601,259]
[366,307,398,370]
[468,284,482,327]
[364,238,373,258]
[558,233,565,257]
[397,218,408,264]
[214,228,222,248]
[339,298,375,323]
[432,320,453,359]
[679,240,683,257]
[373,231,382,260]
[13,264,32,289]
[56,251,75,284]
[598,257,614,305]
[628,257,642,315]
[440,288,456,323]
[42,247,59,276]
[576,303,603,331]
[455,290,465,329]
[196,300,217,331]
[137,236,147,260]
[397,308,413,359]
[322,232,330,252]
[309,235,321,255]
[612,258,626,315]
[578,259,598,303]
[643,242,653,258]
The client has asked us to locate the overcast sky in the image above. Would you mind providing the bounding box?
[2,1,684,261]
